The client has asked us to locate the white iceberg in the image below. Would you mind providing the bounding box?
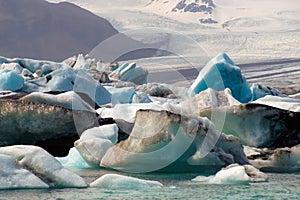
[192,164,267,184]
[90,174,163,189]
[189,53,252,103]
[0,154,49,189]
[0,145,88,188]
[75,124,119,166]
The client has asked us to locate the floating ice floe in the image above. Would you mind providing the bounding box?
[74,124,119,166]
[0,154,49,189]
[244,145,300,172]
[90,174,163,189]
[190,53,252,103]
[0,69,24,91]
[200,103,300,147]
[192,163,268,184]
[0,145,88,188]
[251,83,286,101]
[101,109,248,173]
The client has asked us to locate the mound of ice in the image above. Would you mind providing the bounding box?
[56,147,91,169]
[90,174,163,189]
[190,53,251,103]
[0,145,88,188]
[0,69,24,91]
[251,83,286,101]
[192,164,267,184]
[0,154,48,189]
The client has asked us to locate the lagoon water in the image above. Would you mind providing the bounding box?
[1,170,299,200]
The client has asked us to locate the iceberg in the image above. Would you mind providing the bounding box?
[251,83,286,101]
[245,145,300,172]
[109,63,148,85]
[56,147,91,169]
[189,53,252,103]
[0,154,49,189]
[90,174,163,189]
[75,124,119,166]
[0,69,24,91]
[0,145,88,188]
[101,109,248,173]
[192,164,267,184]
[0,99,97,146]
[200,103,300,147]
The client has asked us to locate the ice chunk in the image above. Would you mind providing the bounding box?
[192,164,251,184]
[109,63,148,85]
[200,103,300,147]
[0,69,24,91]
[73,54,91,70]
[0,145,88,188]
[251,83,286,101]
[253,95,300,112]
[0,154,48,189]
[90,174,163,189]
[75,124,118,166]
[80,124,119,144]
[73,70,112,106]
[0,63,23,74]
[246,145,300,172]
[105,86,136,104]
[56,147,91,169]
[190,53,251,103]
[178,88,240,116]
[75,138,113,166]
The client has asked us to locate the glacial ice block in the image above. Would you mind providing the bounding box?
[0,69,24,91]
[189,53,251,103]
[56,147,91,169]
[251,83,285,101]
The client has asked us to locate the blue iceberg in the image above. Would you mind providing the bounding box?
[189,53,252,103]
[0,69,24,91]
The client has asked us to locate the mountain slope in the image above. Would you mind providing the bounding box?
[0,0,163,61]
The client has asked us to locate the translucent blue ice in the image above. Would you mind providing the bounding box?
[0,69,24,91]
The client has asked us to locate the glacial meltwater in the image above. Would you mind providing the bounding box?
[0,170,299,200]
